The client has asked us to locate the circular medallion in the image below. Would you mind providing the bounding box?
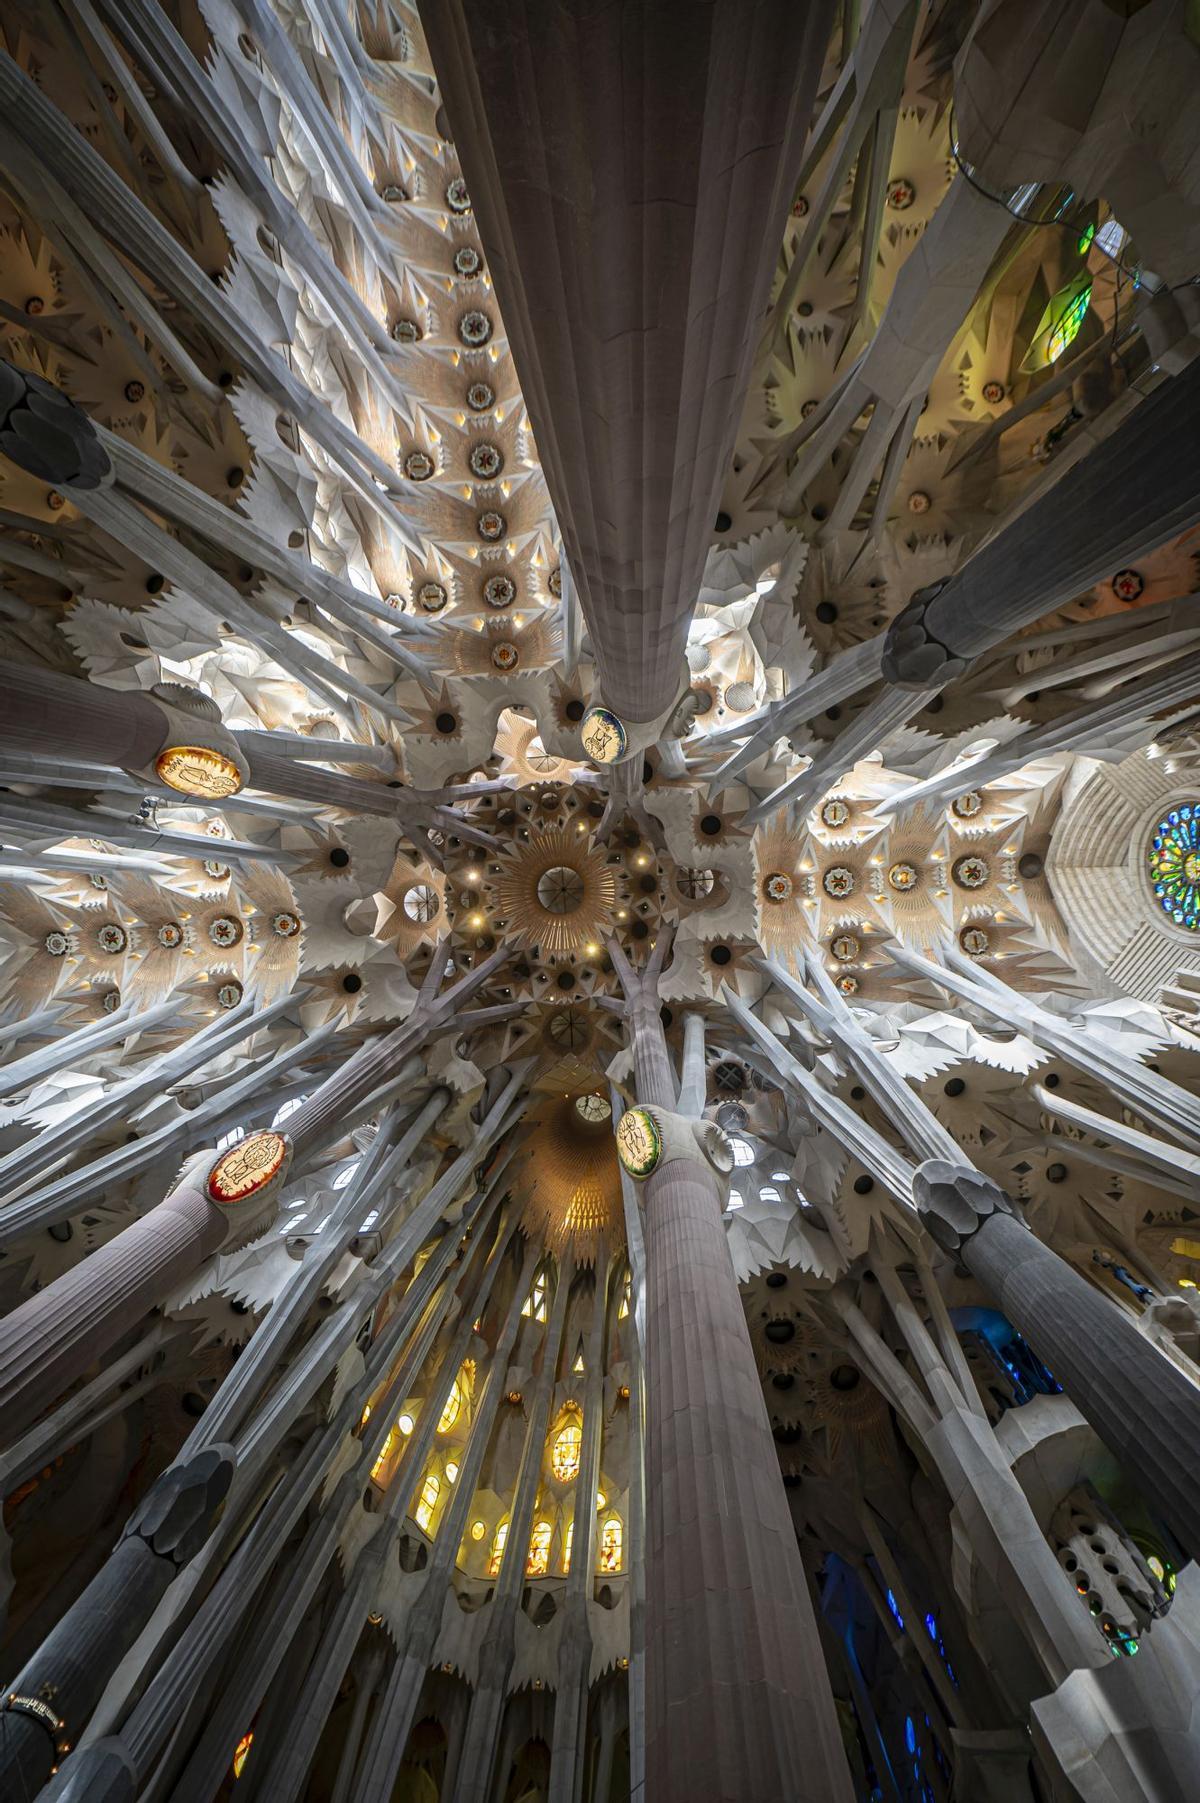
[97,922,127,954]
[203,860,230,882]
[417,580,448,614]
[158,922,184,949]
[477,510,507,541]
[836,973,859,996]
[155,745,243,801]
[209,915,244,948]
[44,930,69,957]
[823,865,856,898]
[490,641,519,671]
[887,177,915,210]
[469,441,503,479]
[272,910,300,938]
[960,926,990,956]
[453,245,481,277]
[446,177,470,213]
[391,317,420,344]
[952,855,989,890]
[458,310,492,347]
[952,790,983,819]
[1149,806,1200,928]
[888,862,918,892]
[1112,568,1144,603]
[575,1093,611,1123]
[403,883,440,924]
[483,573,515,608]
[207,1130,288,1204]
[982,380,1005,405]
[907,489,931,515]
[217,980,243,1009]
[820,797,850,829]
[580,705,627,765]
[536,865,585,915]
[101,988,121,1013]
[466,381,495,412]
[404,450,434,481]
[831,933,859,962]
[616,1108,662,1178]
[762,872,794,903]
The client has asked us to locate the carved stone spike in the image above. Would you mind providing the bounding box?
[122,1443,235,1568]
[912,1158,1020,1254]
[879,580,969,687]
[0,359,112,490]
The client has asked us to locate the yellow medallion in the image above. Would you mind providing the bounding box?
[156,744,243,800]
[207,1130,288,1203]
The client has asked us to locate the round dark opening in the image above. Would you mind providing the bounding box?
[639,874,657,894]
[1019,853,1044,880]
[925,695,944,715]
[1046,1161,1067,1183]
[944,1077,965,1097]
[853,1174,874,1195]
[714,511,732,533]
[1044,1072,1060,1089]
[342,973,363,994]
[435,712,457,734]
[565,699,585,722]
[825,705,842,721]
[586,800,604,818]
[815,601,837,624]
[631,919,650,940]
[700,814,722,837]
[811,504,827,523]
[329,847,350,868]
[772,1372,795,1390]
[556,970,576,991]
[766,1271,788,1288]
[830,1365,860,1392]
[710,945,732,966]
[660,1006,673,1029]
[765,1319,795,1344]
[182,1392,208,1417]
[48,1221,73,1243]
[642,759,654,783]
[850,1085,865,1101]
[145,573,165,595]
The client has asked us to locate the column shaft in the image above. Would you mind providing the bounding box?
[966,1209,1200,1557]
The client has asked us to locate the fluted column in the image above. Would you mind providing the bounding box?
[611,947,853,1802]
[915,1160,1200,1559]
[418,0,835,732]
[0,1446,232,1794]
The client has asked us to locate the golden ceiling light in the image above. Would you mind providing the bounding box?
[492,825,617,957]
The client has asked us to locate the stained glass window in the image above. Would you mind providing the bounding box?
[599,1515,623,1573]
[563,1519,574,1572]
[487,1520,508,1576]
[414,1471,439,1532]
[552,1413,583,1482]
[527,1519,552,1576]
[1148,806,1200,929]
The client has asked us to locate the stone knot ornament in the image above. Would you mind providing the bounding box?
[912,1158,1021,1254]
[616,1105,734,1184]
[122,1443,235,1568]
[880,579,969,687]
[0,359,113,490]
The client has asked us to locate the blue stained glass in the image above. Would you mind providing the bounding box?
[905,1716,916,1754]
[1149,808,1200,931]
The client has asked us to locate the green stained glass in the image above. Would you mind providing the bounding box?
[1148,807,1200,930]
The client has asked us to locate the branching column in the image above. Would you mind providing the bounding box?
[610,943,853,1802]
[915,1161,1200,1560]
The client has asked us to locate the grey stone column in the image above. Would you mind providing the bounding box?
[0,1181,228,1441]
[0,659,168,772]
[418,0,835,729]
[621,971,853,1800]
[0,1446,232,1794]
[915,1160,1200,1559]
[882,354,1200,686]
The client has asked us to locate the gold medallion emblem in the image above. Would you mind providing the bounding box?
[207,1130,288,1203]
[156,745,243,801]
[616,1107,662,1178]
[580,706,627,765]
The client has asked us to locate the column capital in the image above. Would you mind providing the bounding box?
[880,579,968,687]
[122,1443,235,1569]
[0,358,113,491]
[912,1159,1023,1254]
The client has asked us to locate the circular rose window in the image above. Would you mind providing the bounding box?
[1149,805,1200,929]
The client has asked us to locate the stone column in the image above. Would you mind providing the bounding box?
[0,1446,232,1795]
[610,944,853,1802]
[915,1160,1200,1560]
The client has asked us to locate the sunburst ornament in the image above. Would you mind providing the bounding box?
[492,826,617,956]
[517,1090,624,1261]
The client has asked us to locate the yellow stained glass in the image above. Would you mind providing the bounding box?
[438,1378,463,1433]
[488,1519,509,1576]
[552,1413,582,1482]
[527,1518,552,1576]
[232,1731,253,1779]
[370,1428,396,1482]
[414,1471,440,1532]
[563,1519,574,1573]
[599,1515,623,1574]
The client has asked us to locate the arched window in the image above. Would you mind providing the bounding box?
[522,1270,549,1322]
[439,1378,463,1434]
[527,1519,552,1577]
[562,1519,574,1573]
[599,1515,623,1574]
[487,1519,508,1576]
[551,1410,582,1482]
[414,1471,440,1533]
[370,1427,396,1483]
